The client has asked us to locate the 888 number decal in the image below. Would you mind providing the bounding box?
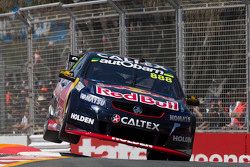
[150,73,174,83]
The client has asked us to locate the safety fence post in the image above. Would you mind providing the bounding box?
[0,48,4,132]
[246,2,250,132]
[176,8,184,87]
[27,24,34,135]
[107,0,126,56]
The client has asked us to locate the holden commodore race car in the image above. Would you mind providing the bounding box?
[43,52,199,160]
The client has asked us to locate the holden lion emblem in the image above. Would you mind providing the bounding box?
[133,106,143,114]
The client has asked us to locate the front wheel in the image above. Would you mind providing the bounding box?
[146,150,190,161]
[168,156,190,161]
[59,98,80,144]
[146,150,168,160]
[43,121,62,143]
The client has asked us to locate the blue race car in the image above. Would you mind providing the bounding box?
[43,52,199,160]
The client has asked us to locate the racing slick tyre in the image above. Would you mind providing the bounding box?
[146,150,168,160]
[59,97,80,144]
[43,122,62,143]
[147,150,190,161]
[168,156,190,161]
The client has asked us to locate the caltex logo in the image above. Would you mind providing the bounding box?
[111,114,121,123]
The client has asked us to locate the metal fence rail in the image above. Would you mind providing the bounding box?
[126,12,177,69]
[0,0,249,135]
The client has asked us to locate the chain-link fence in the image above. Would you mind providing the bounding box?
[0,0,249,135]
[184,6,247,131]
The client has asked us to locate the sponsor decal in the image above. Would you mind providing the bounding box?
[71,133,250,163]
[190,154,250,163]
[75,81,85,91]
[150,73,174,83]
[80,93,105,106]
[169,123,181,136]
[47,119,60,131]
[111,137,153,149]
[96,86,179,111]
[98,83,175,101]
[91,58,100,62]
[180,103,185,112]
[71,56,79,62]
[133,106,143,114]
[111,114,121,123]
[75,137,147,159]
[98,84,151,94]
[169,115,191,123]
[98,58,165,75]
[70,113,95,125]
[96,53,167,71]
[112,115,160,131]
[172,135,192,143]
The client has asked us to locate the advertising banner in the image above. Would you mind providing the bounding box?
[71,133,250,163]
[191,133,249,163]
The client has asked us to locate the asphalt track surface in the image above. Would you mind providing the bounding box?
[17,157,250,167]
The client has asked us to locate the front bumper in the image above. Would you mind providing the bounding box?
[66,105,194,158]
[66,129,190,159]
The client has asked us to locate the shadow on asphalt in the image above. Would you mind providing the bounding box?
[17,157,249,167]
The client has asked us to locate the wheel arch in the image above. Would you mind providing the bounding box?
[63,78,80,114]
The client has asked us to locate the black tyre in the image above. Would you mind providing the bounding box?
[43,122,62,143]
[59,98,80,144]
[146,150,168,160]
[147,149,190,161]
[168,155,190,161]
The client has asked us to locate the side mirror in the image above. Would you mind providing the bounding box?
[59,70,76,82]
[186,96,200,106]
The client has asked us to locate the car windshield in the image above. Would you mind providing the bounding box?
[85,57,184,99]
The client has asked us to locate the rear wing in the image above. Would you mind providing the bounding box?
[66,53,84,69]
[69,54,82,63]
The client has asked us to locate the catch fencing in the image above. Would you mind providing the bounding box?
[0,0,249,135]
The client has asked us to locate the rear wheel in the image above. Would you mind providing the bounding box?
[59,98,80,144]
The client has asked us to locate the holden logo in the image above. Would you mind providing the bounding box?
[133,106,143,114]
[111,114,121,123]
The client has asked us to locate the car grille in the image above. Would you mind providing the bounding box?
[98,120,169,146]
[112,100,165,118]
[103,123,168,146]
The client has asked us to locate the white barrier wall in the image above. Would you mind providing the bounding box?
[0,135,27,145]
[29,135,70,153]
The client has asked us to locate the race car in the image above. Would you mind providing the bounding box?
[43,52,199,160]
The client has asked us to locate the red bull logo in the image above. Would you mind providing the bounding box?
[96,86,179,111]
